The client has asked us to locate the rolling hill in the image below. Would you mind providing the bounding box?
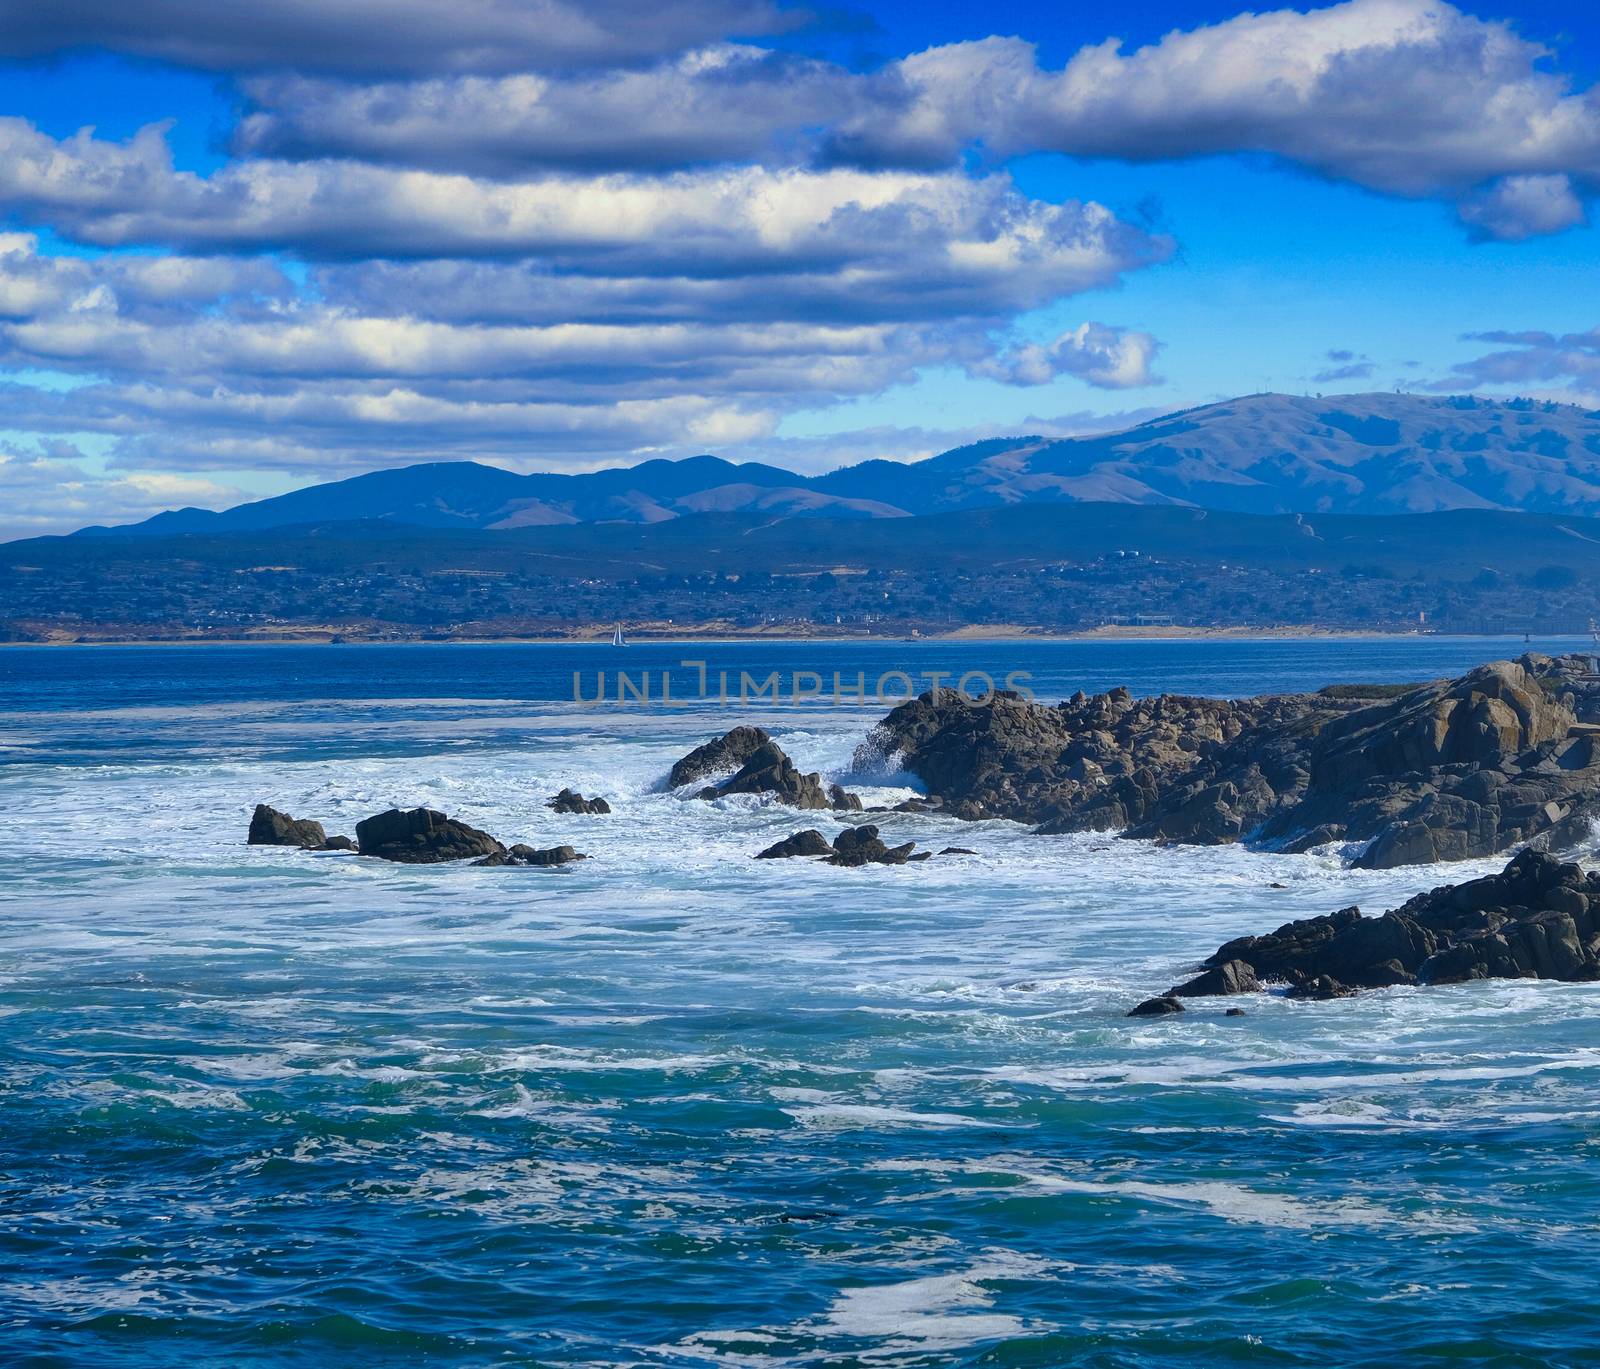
[66,392,1600,542]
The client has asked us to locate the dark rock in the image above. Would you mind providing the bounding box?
[829,783,864,812]
[698,739,833,809]
[939,847,978,856]
[756,829,835,860]
[827,824,918,866]
[669,726,771,788]
[1127,996,1185,1017]
[356,807,506,864]
[1225,1007,1247,1017]
[248,803,326,849]
[547,787,611,815]
[475,843,585,867]
[1169,959,1260,998]
[1187,849,1600,999]
[314,835,356,852]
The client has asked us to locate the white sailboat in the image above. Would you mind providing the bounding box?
[611,622,627,647]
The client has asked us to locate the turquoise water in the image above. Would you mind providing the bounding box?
[4,639,1600,1366]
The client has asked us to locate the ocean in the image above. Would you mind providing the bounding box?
[4,637,1600,1366]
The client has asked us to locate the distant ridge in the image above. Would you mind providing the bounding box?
[69,391,1600,541]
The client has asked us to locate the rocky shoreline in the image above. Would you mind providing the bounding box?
[858,654,1600,870]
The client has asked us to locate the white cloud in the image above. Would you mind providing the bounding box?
[972,323,1161,389]
[1457,174,1588,242]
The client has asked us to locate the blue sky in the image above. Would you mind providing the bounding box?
[0,0,1597,535]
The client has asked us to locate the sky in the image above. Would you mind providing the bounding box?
[0,0,1598,538]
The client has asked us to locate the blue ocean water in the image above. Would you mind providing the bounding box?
[3,637,1600,1366]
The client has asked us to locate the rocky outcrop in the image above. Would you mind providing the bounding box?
[669,726,771,788]
[859,656,1600,868]
[1174,849,1600,999]
[355,807,506,864]
[475,843,586,867]
[248,804,331,849]
[756,829,835,859]
[316,835,357,852]
[827,824,918,866]
[547,788,611,815]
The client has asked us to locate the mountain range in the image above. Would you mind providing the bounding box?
[72,391,1600,540]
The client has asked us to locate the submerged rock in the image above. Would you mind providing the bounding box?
[248,803,329,849]
[669,726,771,788]
[1185,849,1600,999]
[475,843,586,867]
[547,787,611,815]
[356,807,506,864]
[858,656,1600,868]
[756,829,835,860]
[1127,996,1185,1018]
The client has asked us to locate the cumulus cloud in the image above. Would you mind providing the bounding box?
[0,0,791,75]
[1457,174,1588,242]
[971,323,1161,389]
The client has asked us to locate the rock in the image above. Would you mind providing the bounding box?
[939,847,978,856]
[1225,1007,1247,1017]
[314,835,356,852]
[698,739,833,809]
[858,656,1600,869]
[669,726,771,787]
[1127,996,1185,1017]
[475,843,585,867]
[756,829,835,860]
[547,787,611,815]
[829,784,864,812]
[827,824,917,866]
[1169,959,1260,998]
[1182,849,1600,999]
[355,807,506,864]
[248,803,327,849]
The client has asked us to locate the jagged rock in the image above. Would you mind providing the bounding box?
[355,807,506,864]
[1188,849,1600,998]
[1169,959,1260,997]
[827,824,917,866]
[858,657,1600,868]
[547,787,611,815]
[756,829,835,859]
[698,739,834,809]
[829,784,864,812]
[475,843,585,867]
[669,726,771,788]
[248,804,327,849]
[1127,996,1185,1017]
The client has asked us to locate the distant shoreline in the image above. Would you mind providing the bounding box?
[1,624,1578,648]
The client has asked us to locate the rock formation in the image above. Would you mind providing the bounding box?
[475,843,586,867]
[548,788,611,815]
[669,726,771,788]
[680,734,863,811]
[1168,849,1600,1000]
[756,829,835,859]
[827,824,918,866]
[859,656,1600,868]
[248,803,333,849]
[355,807,506,864]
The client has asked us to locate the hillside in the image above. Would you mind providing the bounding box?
[66,392,1600,541]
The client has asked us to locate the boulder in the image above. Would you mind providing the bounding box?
[248,804,327,849]
[315,835,356,852]
[829,784,864,812]
[1169,959,1260,997]
[475,843,585,867]
[827,824,917,867]
[547,787,611,815]
[756,829,835,860]
[1127,996,1185,1017]
[669,726,771,788]
[698,739,832,809]
[356,807,506,864]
